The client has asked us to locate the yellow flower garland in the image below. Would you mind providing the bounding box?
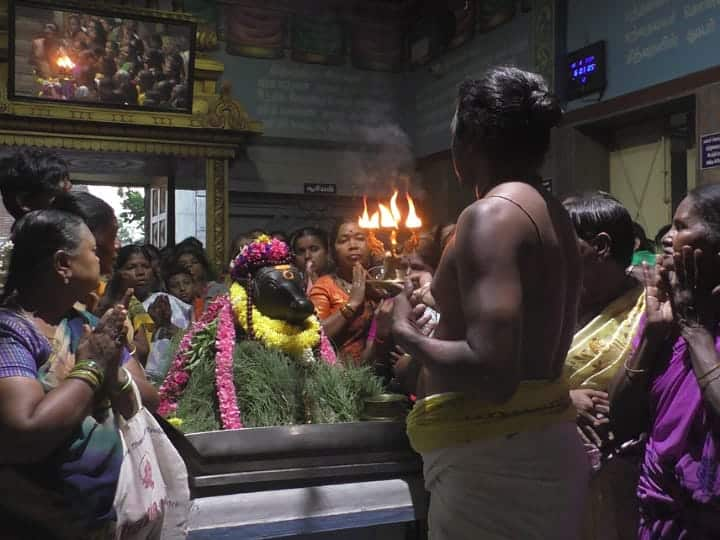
[230,282,320,356]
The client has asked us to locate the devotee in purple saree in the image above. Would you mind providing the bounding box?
[611,184,720,540]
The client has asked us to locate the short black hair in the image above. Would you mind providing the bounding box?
[51,191,115,235]
[290,227,330,254]
[0,150,69,218]
[688,183,720,245]
[452,67,562,172]
[563,191,635,268]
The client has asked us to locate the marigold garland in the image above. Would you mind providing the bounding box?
[229,282,321,356]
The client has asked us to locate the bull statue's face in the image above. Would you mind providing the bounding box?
[251,264,315,325]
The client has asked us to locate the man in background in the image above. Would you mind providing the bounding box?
[0,149,72,222]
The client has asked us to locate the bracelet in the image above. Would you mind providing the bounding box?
[111,367,133,395]
[70,360,105,387]
[75,359,101,373]
[67,369,102,392]
[127,345,137,358]
[623,358,647,375]
[698,363,720,382]
[340,303,357,320]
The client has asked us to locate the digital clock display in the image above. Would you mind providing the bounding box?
[566,41,606,101]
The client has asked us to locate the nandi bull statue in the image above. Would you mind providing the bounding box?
[158,235,382,432]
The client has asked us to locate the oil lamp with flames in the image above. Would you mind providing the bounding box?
[54,52,76,100]
[357,190,422,297]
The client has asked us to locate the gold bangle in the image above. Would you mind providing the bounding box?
[74,359,101,373]
[698,363,720,382]
[67,371,101,392]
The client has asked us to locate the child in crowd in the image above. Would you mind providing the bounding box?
[165,263,196,307]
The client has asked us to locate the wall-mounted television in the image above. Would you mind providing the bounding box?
[566,41,606,101]
[9,0,196,113]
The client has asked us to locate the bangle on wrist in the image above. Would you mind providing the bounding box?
[111,367,133,395]
[67,360,104,392]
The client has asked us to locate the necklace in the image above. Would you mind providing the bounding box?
[334,274,352,295]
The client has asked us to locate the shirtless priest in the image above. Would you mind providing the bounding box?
[393,67,589,539]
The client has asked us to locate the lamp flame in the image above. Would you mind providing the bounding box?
[357,191,422,231]
[56,54,75,70]
[358,196,380,229]
[390,190,402,224]
[405,193,422,229]
[378,203,398,228]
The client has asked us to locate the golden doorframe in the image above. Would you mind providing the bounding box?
[0,2,262,271]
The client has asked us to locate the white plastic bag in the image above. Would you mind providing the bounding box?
[113,382,190,540]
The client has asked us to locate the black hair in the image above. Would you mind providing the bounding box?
[0,150,69,219]
[290,227,330,254]
[102,244,153,305]
[51,191,115,235]
[163,261,192,283]
[632,222,654,252]
[688,183,720,245]
[452,66,562,173]
[143,243,161,262]
[173,240,217,282]
[563,191,635,268]
[2,210,87,302]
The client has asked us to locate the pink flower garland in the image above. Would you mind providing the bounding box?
[213,296,242,429]
[158,296,243,430]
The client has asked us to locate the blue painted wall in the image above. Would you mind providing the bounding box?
[567,0,720,107]
[410,13,532,157]
[215,49,405,143]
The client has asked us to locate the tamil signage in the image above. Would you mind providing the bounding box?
[700,132,720,169]
[304,183,337,194]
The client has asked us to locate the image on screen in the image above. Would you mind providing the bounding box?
[11,1,195,112]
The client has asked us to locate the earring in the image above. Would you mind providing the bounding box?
[64,276,70,285]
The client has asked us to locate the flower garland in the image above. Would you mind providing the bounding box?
[158,296,242,430]
[213,296,242,429]
[229,282,320,356]
[229,234,293,281]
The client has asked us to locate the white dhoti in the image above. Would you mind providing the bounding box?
[422,422,590,540]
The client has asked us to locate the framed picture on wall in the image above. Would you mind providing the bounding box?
[9,0,197,112]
